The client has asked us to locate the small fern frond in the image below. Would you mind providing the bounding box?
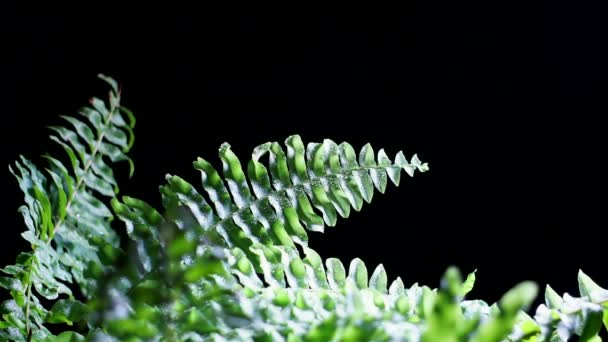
[159,136,427,286]
[46,74,134,295]
[526,270,608,341]
[0,75,135,341]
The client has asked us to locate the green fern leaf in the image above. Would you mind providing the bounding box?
[0,75,135,340]
[160,136,427,286]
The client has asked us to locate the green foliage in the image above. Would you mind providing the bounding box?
[0,75,134,341]
[2,76,606,341]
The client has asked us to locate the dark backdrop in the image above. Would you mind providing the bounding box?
[1,3,606,307]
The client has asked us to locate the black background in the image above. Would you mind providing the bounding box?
[1,2,606,308]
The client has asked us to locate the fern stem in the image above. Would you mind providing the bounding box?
[25,273,32,341]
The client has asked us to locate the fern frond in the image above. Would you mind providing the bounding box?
[0,75,135,340]
[524,270,608,341]
[160,136,427,286]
